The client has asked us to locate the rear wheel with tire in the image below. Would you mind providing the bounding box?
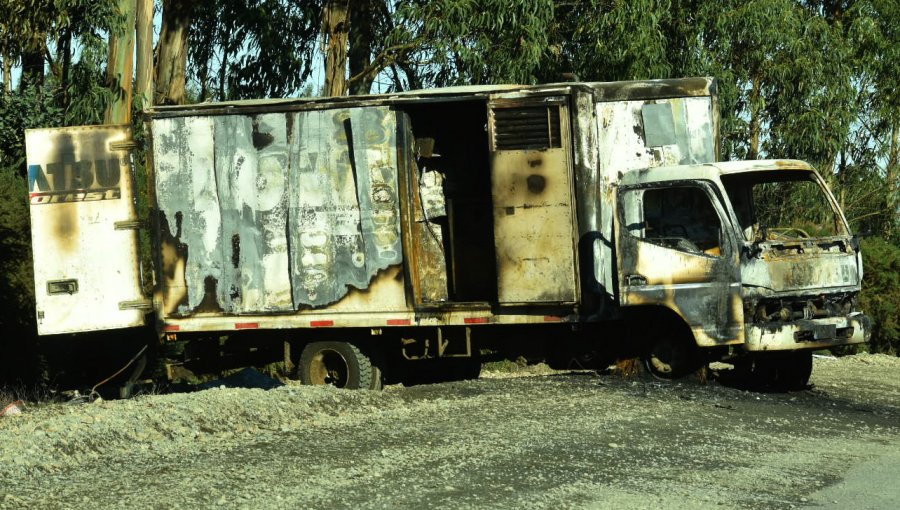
[297,341,382,390]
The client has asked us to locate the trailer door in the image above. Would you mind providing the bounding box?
[26,126,146,335]
[488,95,578,304]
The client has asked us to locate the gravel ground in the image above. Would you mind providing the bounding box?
[1,354,899,509]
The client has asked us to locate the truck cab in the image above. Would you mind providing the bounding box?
[616,159,870,384]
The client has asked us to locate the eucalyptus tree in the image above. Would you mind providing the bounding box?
[847,0,900,238]
[189,0,320,101]
[318,0,555,95]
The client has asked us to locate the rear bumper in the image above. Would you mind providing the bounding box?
[744,313,870,352]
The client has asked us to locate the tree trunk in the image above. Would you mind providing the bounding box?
[105,0,137,125]
[218,45,229,101]
[322,0,350,97]
[135,0,155,110]
[59,28,73,111]
[398,60,421,91]
[20,46,44,90]
[348,0,374,95]
[748,77,761,160]
[887,123,900,239]
[155,0,193,105]
[2,56,11,93]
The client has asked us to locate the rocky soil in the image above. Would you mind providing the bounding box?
[1,354,899,509]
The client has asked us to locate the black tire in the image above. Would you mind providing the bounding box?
[642,334,701,380]
[750,351,813,391]
[297,341,382,390]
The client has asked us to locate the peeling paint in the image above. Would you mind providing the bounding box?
[151,107,402,316]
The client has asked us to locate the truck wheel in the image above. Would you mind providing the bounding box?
[642,335,700,380]
[750,351,813,391]
[297,341,382,390]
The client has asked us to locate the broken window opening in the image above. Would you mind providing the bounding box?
[721,170,847,242]
[623,185,724,257]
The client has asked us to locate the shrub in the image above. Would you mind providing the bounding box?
[859,237,900,355]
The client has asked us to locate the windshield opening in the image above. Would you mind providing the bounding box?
[721,170,847,242]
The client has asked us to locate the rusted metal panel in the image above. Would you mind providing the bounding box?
[151,106,403,317]
[26,125,145,334]
[396,114,449,305]
[488,97,578,304]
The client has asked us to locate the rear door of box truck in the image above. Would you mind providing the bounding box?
[26,125,146,335]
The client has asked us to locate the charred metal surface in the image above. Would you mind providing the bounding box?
[151,107,402,317]
[146,78,716,119]
[590,77,716,102]
[286,107,402,307]
[154,116,221,315]
[616,182,744,346]
[744,312,869,351]
[25,125,145,335]
[614,160,868,350]
[488,96,577,304]
[395,113,448,305]
[216,113,292,312]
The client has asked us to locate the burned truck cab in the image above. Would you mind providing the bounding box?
[615,159,870,385]
[719,160,870,352]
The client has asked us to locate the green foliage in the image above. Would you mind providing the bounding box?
[554,0,678,81]
[188,0,321,100]
[387,0,555,87]
[859,237,900,354]
[0,85,62,172]
[0,88,56,383]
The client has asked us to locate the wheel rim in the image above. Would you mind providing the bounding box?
[646,349,677,378]
[644,337,693,380]
[308,349,350,387]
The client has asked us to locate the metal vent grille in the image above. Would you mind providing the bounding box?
[492,105,562,150]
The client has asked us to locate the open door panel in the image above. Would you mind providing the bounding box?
[488,96,578,305]
[26,125,146,335]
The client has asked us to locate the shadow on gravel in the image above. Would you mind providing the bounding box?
[165,368,284,394]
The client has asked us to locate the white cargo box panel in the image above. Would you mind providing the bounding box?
[26,125,146,335]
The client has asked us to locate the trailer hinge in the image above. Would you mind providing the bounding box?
[110,140,140,151]
[119,299,153,311]
[114,220,145,230]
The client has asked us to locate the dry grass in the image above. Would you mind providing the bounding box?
[614,358,642,378]
[0,382,62,407]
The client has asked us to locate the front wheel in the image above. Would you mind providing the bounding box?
[642,335,702,380]
[748,351,813,391]
[297,341,383,390]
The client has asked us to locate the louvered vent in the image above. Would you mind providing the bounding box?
[492,105,562,151]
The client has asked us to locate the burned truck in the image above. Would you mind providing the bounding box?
[26,77,869,390]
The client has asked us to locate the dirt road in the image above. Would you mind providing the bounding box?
[1,354,899,509]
